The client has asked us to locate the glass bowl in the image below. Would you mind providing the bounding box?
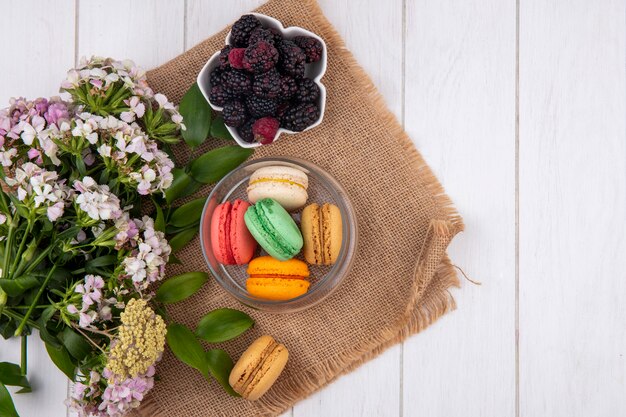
[199,157,357,313]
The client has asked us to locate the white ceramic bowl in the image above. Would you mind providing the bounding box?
[197,13,327,148]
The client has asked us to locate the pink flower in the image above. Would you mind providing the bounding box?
[47,201,64,221]
[44,102,69,125]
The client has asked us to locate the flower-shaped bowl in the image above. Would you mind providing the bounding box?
[197,13,327,148]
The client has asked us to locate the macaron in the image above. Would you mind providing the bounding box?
[244,198,303,261]
[246,256,311,300]
[300,203,342,265]
[229,335,289,401]
[210,199,257,265]
[247,166,308,211]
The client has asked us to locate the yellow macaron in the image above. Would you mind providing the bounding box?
[300,203,342,265]
[229,335,289,401]
[246,256,311,301]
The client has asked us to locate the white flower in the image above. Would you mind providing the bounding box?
[20,115,45,145]
[0,213,6,225]
[97,144,112,157]
[120,216,171,290]
[74,176,122,221]
[71,119,98,144]
[47,201,65,221]
[154,94,174,110]
[0,148,17,166]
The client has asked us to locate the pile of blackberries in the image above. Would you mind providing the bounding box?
[209,14,324,144]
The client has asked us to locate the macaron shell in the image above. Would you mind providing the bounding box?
[247,277,310,301]
[230,199,256,264]
[210,201,235,264]
[247,166,309,211]
[229,335,289,401]
[321,203,343,264]
[244,198,303,261]
[247,182,307,211]
[247,256,310,278]
[244,342,289,401]
[301,203,323,264]
[229,336,276,395]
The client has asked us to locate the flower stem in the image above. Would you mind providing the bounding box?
[14,264,57,336]
[14,244,53,279]
[10,220,33,277]
[71,325,106,353]
[20,336,27,375]
[1,309,39,329]
[2,217,17,279]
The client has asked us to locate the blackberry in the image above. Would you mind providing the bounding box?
[245,96,278,118]
[252,69,281,99]
[218,45,232,69]
[209,85,238,107]
[222,70,251,94]
[238,118,256,142]
[280,102,320,132]
[294,36,323,63]
[210,67,223,86]
[249,27,282,45]
[295,78,320,103]
[276,101,291,119]
[243,41,278,73]
[277,40,306,78]
[279,76,298,99]
[222,100,247,127]
[230,15,261,47]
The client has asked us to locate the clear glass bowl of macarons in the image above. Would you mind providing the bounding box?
[200,157,357,313]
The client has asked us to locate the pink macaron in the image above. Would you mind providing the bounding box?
[210,199,257,265]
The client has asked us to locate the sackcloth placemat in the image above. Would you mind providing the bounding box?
[134,0,464,415]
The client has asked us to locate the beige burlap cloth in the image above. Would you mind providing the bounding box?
[135,0,464,415]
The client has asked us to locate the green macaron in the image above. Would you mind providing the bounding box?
[244,198,303,261]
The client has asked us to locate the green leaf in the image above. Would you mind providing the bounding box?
[166,324,207,375]
[167,254,182,265]
[196,308,254,343]
[45,343,76,380]
[179,83,212,148]
[58,327,92,361]
[165,168,192,205]
[0,319,16,340]
[189,146,253,184]
[206,349,239,397]
[85,255,117,272]
[154,203,166,232]
[168,198,205,228]
[169,228,198,252]
[0,276,39,297]
[155,272,208,304]
[210,116,234,141]
[0,362,30,390]
[0,382,19,417]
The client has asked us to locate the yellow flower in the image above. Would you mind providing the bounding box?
[106,298,166,380]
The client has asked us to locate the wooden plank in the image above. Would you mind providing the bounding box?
[186,0,266,49]
[518,1,626,416]
[293,0,403,415]
[0,0,75,104]
[403,0,517,416]
[77,0,185,69]
[0,2,76,417]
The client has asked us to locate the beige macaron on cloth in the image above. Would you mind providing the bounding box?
[134,0,464,415]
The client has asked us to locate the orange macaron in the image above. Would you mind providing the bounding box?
[246,256,310,301]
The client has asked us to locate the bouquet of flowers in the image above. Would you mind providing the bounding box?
[0,57,254,417]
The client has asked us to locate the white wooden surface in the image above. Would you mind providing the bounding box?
[0,0,624,416]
